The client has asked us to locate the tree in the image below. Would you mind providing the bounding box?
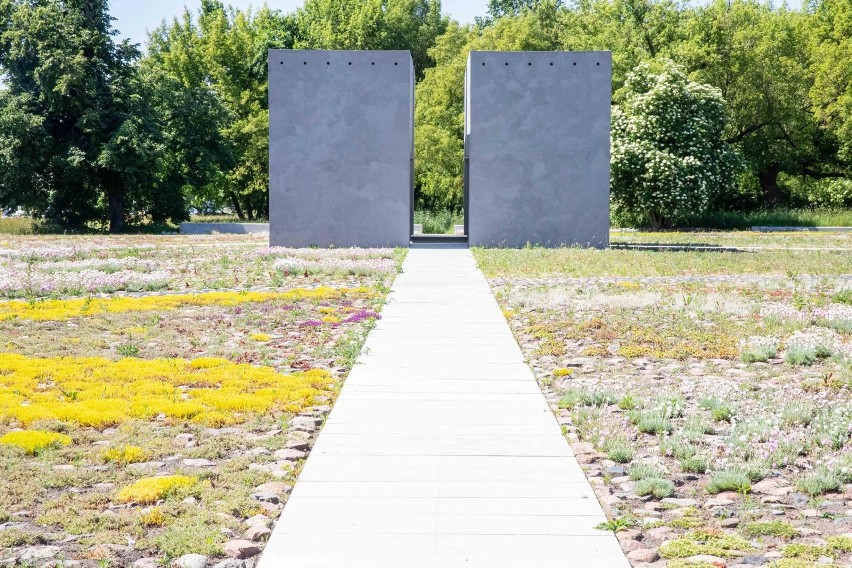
[146,2,292,219]
[677,0,823,205]
[0,0,185,231]
[808,0,852,167]
[294,0,448,78]
[477,0,562,25]
[557,0,684,91]
[610,61,740,228]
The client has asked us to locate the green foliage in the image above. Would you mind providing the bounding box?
[782,543,829,560]
[558,388,617,409]
[632,410,674,434]
[808,0,852,165]
[618,394,640,410]
[0,0,187,231]
[740,520,797,538]
[144,2,292,220]
[294,0,447,79]
[680,455,709,474]
[604,437,634,463]
[634,477,675,498]
[834,290,852,305]
[741,344,777,363]
[2,0,851,223]
[594,515,635,532]
[659,530,753,558]
[827,535,852,552]
[628,462,664,481]
[679,0,826,209]
[706,468,751,494]
[681,207,852,229]
[699,396,735,422]
[414,208,462,234]
[611,60,740,228]
[795,467,841,496]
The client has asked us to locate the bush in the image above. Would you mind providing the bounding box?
[795,468,841,496]
[558,388,617,409]
[706,468,752,494]
[414,209,461,234]
[629,462,664,481]
[604,438,635,463]
[634,477,675,498]
[633,411,674,434]
[611,60,739,229]
[680,456,709,474]
[699,396,736,422]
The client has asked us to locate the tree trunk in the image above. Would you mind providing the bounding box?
[229,191,245,220]
[758,162,782,206]
[648,210,666,230]
[108,188,125,233]
[242,195,255,221]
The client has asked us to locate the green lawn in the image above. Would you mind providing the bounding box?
[612,229,851,248]
[473,246,851,278]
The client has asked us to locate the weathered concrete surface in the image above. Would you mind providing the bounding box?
[268,50,413,247]
[180,223,269,235]
[466,51,611,248]
[256,245,631,568]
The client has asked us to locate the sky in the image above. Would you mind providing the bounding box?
[110,0,490,48]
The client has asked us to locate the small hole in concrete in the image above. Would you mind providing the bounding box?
[549,62,554,66]
[303,62,307,65]
[528,62,532,66]
[395,62,398,65]
[573,62,576,66]
[279,61,283,65]
[348,62,352,65]
[481,62,485,66]
[597,62,600,66]
[504,62,508,66]
[326,62,330,65]
[371,62,375,65]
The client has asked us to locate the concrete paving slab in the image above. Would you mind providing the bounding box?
[260,534,628,568]
[289,480,600,499]
[281,495,606,516]
[309,432,573,456]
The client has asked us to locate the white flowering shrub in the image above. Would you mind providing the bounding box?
[784,328,842,365]
[611,61,740,228]
[738,336,780,363]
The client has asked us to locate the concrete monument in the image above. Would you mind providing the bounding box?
[465,51,612,248]
[268,50,413,247]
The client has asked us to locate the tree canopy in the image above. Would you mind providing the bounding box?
[0,0,849,229]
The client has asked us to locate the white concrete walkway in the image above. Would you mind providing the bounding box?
[257,245,630,568]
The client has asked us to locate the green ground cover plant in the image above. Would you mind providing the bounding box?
[0,234,404,566]
[481,231,852,567]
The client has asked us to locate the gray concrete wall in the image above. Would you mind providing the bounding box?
[180,223,269,235]
[268,50,413,247]
[466,51,612,248]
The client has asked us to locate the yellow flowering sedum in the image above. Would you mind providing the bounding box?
[139,507,167,527]
[0,353,334,428]
[249,333,271,342]
[117,475,195,504]
[0,286,373,321]
[102,445,148,465]
[0,430,72,454]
